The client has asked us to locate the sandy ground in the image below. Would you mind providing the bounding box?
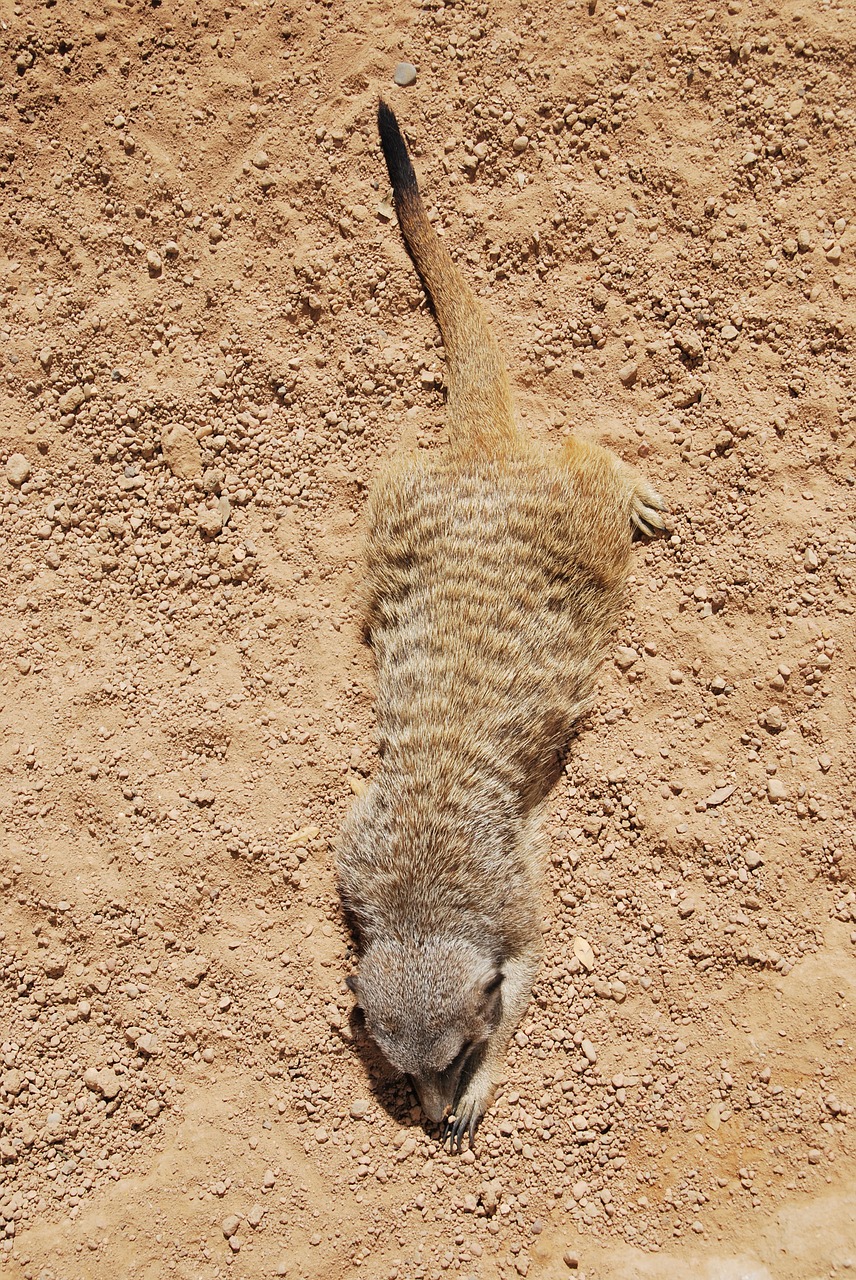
[1,0,855,1276]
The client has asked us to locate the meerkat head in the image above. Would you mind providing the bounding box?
[347,936,502,1123]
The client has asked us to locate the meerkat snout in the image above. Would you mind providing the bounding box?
[348,937,502,1122]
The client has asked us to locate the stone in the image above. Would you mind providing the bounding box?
[58,385,85,414]
[573,936,595,972]
[98,1070,121,1100]
[43,954,67,978]
[674,330,704,361]
[393,61,417,87]
[5,453,31,486]
[2,1069,25,1097]
[197,504,224,537]
[221,1214,241,1238]
[161,424,202,480]
[246,1203,265,1227]
[349,1099,370,1120]
[135,1033,157,1057]
[704,784,735,808]
[181,955,210,988]
[618,360,638,387]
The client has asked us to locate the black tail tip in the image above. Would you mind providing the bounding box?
[377,98,418,196]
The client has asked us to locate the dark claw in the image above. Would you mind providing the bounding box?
[442,1109,482,1154]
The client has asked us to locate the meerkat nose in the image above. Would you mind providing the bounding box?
[411,1075,449,1124]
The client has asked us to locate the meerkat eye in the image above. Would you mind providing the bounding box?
[447,1041,472,1074]
[483,973,502,996]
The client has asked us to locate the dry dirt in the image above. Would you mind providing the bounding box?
[1,0,855,1276]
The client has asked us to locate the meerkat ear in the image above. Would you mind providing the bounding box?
[346,974,361,1000]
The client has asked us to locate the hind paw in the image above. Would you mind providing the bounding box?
[630,480,668,539]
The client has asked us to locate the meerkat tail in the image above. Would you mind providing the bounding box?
[377,100,519,450]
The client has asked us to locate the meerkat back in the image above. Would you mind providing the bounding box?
[336,103,666,1150]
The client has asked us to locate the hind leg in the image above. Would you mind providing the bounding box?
[628,472,668,539]
[559,436,667,540]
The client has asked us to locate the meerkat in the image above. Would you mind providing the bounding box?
[336,101,666,1151]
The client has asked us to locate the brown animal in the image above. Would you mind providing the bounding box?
[337,101,666,1150]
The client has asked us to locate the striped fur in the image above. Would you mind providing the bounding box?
[337,103,666,1148]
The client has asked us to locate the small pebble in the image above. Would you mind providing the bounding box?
[393,62,417,87]
[82,1068,101,1093]
[5,453,31,486]
[98,1070,122,1101]
[615,646,638,670]
[197,505,224,537]
[761,706,785,732]
[767,776,788,801]
[58,385,85,414]
[161,424,202,480]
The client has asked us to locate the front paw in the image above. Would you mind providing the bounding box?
[442,1066,494,1153]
